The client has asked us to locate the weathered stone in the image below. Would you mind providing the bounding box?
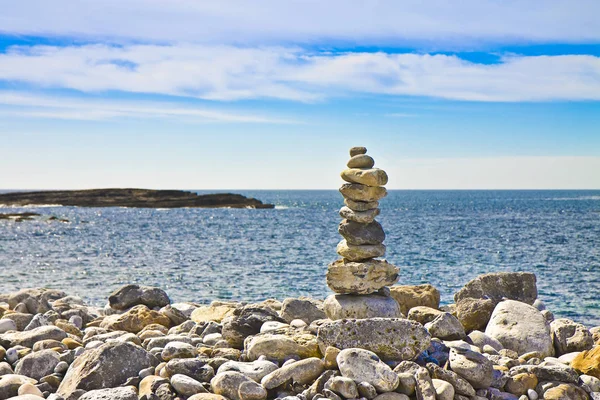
[279,298,326,324]
[336,240,386,261]
[221,305,284,349]
[108,284,170,311]
[324,294,402,320]
[0,314,33,331]
[0,325,67,348]
[454,272,537,305]
[78,386,138,400]
[388,285,440,316]
[344,198,379,211]
[550,318,594,355]
[0,374,37,399]
[543,383,588,399]
[485,300,554,358]
[325,376,358,398]
[504,372,537,396]
[426,362,476,396]
[57,341,157,399]
[455,297,495,332]
[341,168,388,187]
[424,312,466,340]
[160,305,188,326]
[468,330,504,352]
[164,358,214,382]
[317,318,430,361]
[349,147,367,157]
[393,361,435,399]
[217,360,278,382]
[571,345,600,378]
[337,348,399,392]
[8,288,67,314]
[100,305,170,333]
[339,206,380,225]
[161,341,197,361]
[191,301,239,323]
[338,219,385,245]
[432,378,454,400]
[0,320,16,334]
[171,374,206,398]
[347,154,375,169]
[326,259,398,295]
[14,350,60,380]
[17,383,43,397]
[448,348,493,389]
[591,327,600,344]
[406,306,443,325]
[245,332,321,362]
[188,395,228,400]
[261,358,324,389]
[211,371,267,400]
[339,184,387,202]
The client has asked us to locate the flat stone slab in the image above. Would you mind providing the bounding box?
[326,259,399,295]
[324,293,403,320]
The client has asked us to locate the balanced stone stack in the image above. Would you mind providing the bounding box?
[324,147,402,320]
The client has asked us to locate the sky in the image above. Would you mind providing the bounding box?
[0,0,599,189]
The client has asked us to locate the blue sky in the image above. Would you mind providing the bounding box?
[0,0,599,189]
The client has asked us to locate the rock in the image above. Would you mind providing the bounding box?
[432,378,454,400]
[245,332,321,362]
[217,360,278,382]
[591,327,600,344]
[468,330,504,352]
[325,376,358,398]
[388,285,440,316]
[341,169,388,187]
[164,359,214,382]
[454,272,537,305]
[261,358,324,389]
[339,184,387,202]
[0,320,16,334]
[424,312,466,340]
[337,348,399,392]
[344,198,379,211]
[393,361,435,399]
[338,219,385,245]
[323,294,402,320]
[426,362,476,396]
[326,259,399,295]
[336,240,386,261]
[448,348,493,389]
[504,372,537,396]
[373,394,410,400]
[347,154,375,169]
[0,374,37,399]
[455,297,495,332]
[161,342,197,361]
[191,301,238,323]
[108,284,170,311]
[550,319,594,355]
[17,383,43,397]
[543,383,588,399]
[0,314,33,332]
[279,298,326,324]
[485,300,554,358]
[580,374,600,391]
[211,371,267,400]
[170,374,206,397]
[339,206,380,225]
[14,350,60,380]
[0,326,67,348]
[317,318,430,361]
[57,341,157,398]
[221,306,284,349]
[406,306,443,325]
[7,288,67,314]
[188,395,228,400]
[349,147,367,157]
[356,381,377,398]
[78,386,138,400]
[571,345,600,378]
[100,305,170,333]
[160,305,188,326]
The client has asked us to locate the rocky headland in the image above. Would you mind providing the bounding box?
[0,189,274,209]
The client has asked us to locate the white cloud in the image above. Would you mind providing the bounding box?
[0,0,599,46]
[0,44,599,103]
[0,91,296,123]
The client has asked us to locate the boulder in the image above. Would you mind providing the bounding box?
[338,219,385,245]
[424,312,466,340]
[455,297,495,332]
[0,325,67,348]
[571,346,600,378]
[337,348,399,392]
[191,302,238,323]
[485,300,554,358]
[279,298,326,324]
[244,332,321,362]
[467,330,503,352]
[336,240,386,262]
[99,305,170,333]
[317,318,430,361]
[448,348,493,389]
[57,341,157,398]
[388,284,440,316]
[550,318,594,355]
[454,272,537,305]
[7,288,67,314]
[211,371,267,400]
[406,306,443,325]
[14,350,60,380]
[78,386,138,400]
[339,206,380,224]
[324,294,402,320]
[326,259,399,295]
[339,184,387,202]
[221,306,284,348]
[341,168,388,187]
[108,284,170,311]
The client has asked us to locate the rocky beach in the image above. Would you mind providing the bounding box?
[0,148,598,400]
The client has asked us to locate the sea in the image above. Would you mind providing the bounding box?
[1,190,599,326]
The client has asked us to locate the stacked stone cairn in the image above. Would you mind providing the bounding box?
[324,146,403,320]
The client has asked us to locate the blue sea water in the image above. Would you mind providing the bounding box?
[1,190,599,325]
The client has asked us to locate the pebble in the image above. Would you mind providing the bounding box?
[0,319,17,334]
[349,146,367,156]
[171,373,207,397]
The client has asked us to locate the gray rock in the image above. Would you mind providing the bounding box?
[57,341,157,399]
[336,240,386,262]
[217,360,278,382]
[426,362,476,396]
[0,320,16,334]
[468,330,504,352]
[317,318,430,361]
[349,146,367,156]
[407,306,443,325]
[15,349,60,380]
[344,198,379,211]
[509,363,579,384]
[340,184,387,203]
[164,358,214,382]
[108,284,170,310]
[280,298,326,324]
[339,206,380,224]
[7,288,67,314]
[23,313,51,331]
[221,305,285,349]
[211,371,267,400]
[449,348,493,389]
[337,348,399,392]
[170,374,206,397]
[550,318,594,355]
[341,168,388,187]
[326,259,399,295]
[261,358,324,389]
[432,378,454,400]
[78,386,138,400]
[0,325,67,348]
[325,376,358,399]
[393,361,435,400]
[454,272,537,305]
[357,381,377,399]
[424,312,466,340]
[485,300,554,358]
[0,374,37,399]
[244,332,320,362]
[161,342,197,361]
[338,219,385,245]
[323,294,402,320]
[302,370,339,400]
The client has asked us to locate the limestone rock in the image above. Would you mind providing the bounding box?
[543,383,588,400]
[341,169,388,187]
[161,341,197,361]
[455,297,495,332]
[485,300,554,358]
[347,154,375,169]
[388,284,440,316]
[188,395,228,400]
[57,341,157,398]
[108,284,170,310]
[211,371,267,400]
[171,374,206,398]
[448,348,493,389]
[244,332,321,362]
[217,360,278,382]
[0,325,67,348]
[0,320,16,334]
[0,374,37,399]
[339,206,380,224]
[337,348,399,392]
[100,305,170,333]
[325,376,358,398]
[339,184,387,203]
[550,318,594,355]
[221,305,284,349]
[164,358,214,382]
[349,147,367,157]
[338,219,385,245]
[336,240,386,262]
[7,288,67,314]
[279,298,326,324]
[317,318,430,361]
[426,362,476,396]
[191,301,239,323]
[14,349,60,380]
[432,378,454,400]
[571,346,600,378]
[78,386,138,400]
[406,306,443,325]
[326,259,398,295]
[344,198,379,211]
[468,330,504,352]
[454,272,537,305]
[261,358,324,389]
[424,312,466,340]
[324,294,402,320]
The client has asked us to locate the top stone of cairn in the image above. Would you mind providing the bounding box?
[349,146,367,157]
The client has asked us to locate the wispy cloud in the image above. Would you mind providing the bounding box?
[1,0,599,47]
[0,91,296,123]
[1,44,599,102]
